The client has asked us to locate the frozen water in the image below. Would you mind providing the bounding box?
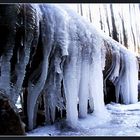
[27,102,140,136]
[103,36,138,104]
[0,4,138,132]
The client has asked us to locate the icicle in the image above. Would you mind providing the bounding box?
[27,4,70,130]
[63,52,79,127]
[26,5,51,130]
[59,5,82,126]
[108,50,120,83]
[114,48,138,104]
[11,4,37,103]
[43,48,65,123]
[128,52,138,103]
[78,47,90,118]
[62,16,81,126]
[89,37,109,118]
[27,16,52,130]
[61,4,110,126]
[45,51,65,122]
[103,36,138,104]
[101,45,107,71]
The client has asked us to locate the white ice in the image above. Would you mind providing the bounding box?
[26,4,139,129]
[27,102,140,136]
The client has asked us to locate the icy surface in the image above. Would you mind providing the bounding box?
[27,102,140,136]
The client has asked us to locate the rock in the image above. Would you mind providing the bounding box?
[104,80,116,104]
[0,91,25,135]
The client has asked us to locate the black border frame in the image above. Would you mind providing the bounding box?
[0,1,140,140]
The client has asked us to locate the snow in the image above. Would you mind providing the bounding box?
[27,102,140,136]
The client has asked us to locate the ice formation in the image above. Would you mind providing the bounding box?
[102,36,139,104]
[0,4,138,131]
[68,4,140,56]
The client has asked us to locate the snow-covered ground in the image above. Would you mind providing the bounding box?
[27,102,140,136]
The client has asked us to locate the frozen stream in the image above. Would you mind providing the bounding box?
[27,102,140,136]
